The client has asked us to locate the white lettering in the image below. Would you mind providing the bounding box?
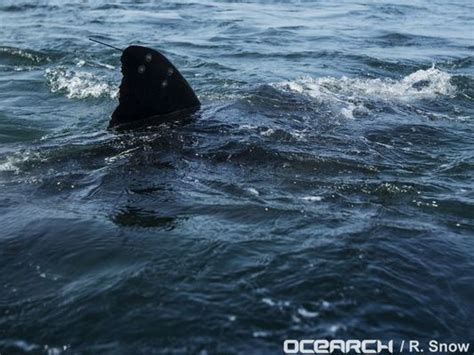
[346,339,361,353]
[458,343,471,352]
[429,341,471,353]
[314,340,329,354]
[300,340,314,354]
[283,339,395,354]
[283,340,299,354]
[362,340,377,354]
[409,340,420,352]
[329,340,345,353]
[378,340,393,353]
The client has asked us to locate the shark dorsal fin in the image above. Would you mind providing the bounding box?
[110,45,200,128]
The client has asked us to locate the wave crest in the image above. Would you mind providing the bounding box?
[0,46,50,64]
[274,66,455,119]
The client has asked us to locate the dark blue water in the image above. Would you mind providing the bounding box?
[1,1,473,354]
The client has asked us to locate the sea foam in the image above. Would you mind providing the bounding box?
[44,67,118,100]
[274,66,455,119]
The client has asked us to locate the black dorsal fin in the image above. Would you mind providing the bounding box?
[110,45,200,128]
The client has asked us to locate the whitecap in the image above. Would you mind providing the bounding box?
[0,46,49,63]
[246,187,260,196]
[261,297,290,308]
[0,160,20,173]
[253,331,271,338]
[321,300,331,309]
[96,61,115,70]
[0,150,45,174]
[11,340,40,352]
[274,66,455,119]
[327,323,346,334]
[44,67,118,99]
[297,307,319,318]
[301,196,322,202]
[260,128,275,136]
[261,297,275,306]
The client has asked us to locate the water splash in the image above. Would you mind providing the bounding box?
[44,67,118,100]
[0,151,40,174]
[274,66,455,119]
[0,159,20,173]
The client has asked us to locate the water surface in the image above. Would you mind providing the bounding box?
[0,0,473,353]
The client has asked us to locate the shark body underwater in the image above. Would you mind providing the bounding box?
[94,40,201,129]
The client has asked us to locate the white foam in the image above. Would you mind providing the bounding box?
[96,62,115,70]
[75,59,86,67]
[321,300,331,309]
[0,154,27,173]
[0,160,20,173]
[301,196,322,202]
[246,187,260,196]
[10,340,40,352]
[274,66,455,119]
[261,297,275,306]
[253,331,271,338]
[297,307,319,318]
[44,67,117,99]
[0,151,44,174]
[0,47,49,63]
[260,128,275,136]
[261,297,290,308]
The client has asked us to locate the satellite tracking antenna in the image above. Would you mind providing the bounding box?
[89,38,123,52]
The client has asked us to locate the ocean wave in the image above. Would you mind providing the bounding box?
[44,67,117,100]
[0,46,50,64]
[274,66,456,119]
[0,4,58,12]
[0,150,44,174]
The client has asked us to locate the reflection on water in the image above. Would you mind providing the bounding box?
[113,206,179,230]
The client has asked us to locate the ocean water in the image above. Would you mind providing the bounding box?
[0,0,473,353]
